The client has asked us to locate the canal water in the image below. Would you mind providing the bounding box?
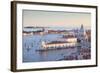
[23,34,79,62]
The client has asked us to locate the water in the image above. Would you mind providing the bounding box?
[23,34,78,62]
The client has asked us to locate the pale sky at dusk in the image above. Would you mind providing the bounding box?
[23,10,91,29]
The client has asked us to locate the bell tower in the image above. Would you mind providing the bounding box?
[80,24,84,35]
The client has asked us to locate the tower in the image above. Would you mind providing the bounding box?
[77,24,85,57]
[80,24,84,36]
[77,24,85,44]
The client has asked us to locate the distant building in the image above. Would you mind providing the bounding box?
[41,36,77,49]
[85,30,91,42]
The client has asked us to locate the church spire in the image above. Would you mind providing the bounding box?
[81,24,83,30]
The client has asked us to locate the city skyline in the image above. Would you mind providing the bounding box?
[23,10,91,29]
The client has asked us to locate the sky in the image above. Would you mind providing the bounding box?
[23,10,91,29]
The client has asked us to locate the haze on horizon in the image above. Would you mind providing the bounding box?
[23,10,91,29]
